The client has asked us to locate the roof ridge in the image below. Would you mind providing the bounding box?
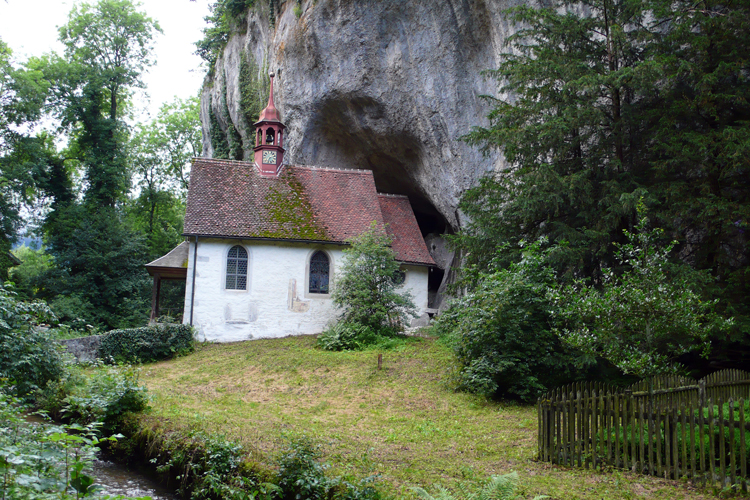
[291,165,372,175]
[378,192,409,199]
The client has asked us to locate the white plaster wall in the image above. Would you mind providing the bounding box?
[400,264,429,313]
[183,239,432,342]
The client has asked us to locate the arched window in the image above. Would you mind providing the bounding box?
[265,128,275,145]
[256,130,262,146]
[309,251,329,294]
[226,245,248,290]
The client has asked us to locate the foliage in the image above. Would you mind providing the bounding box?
[0,392,119,499]
[42,205,152,329]
[59,365,149,434]
[8,245,53,299]
[0,38,50,280]
[412,472,547,500]
[29,0,163,329]
[553,208,733,379]
[435,241,591,402]
[457,0,750,354]
[276,437,332,500]
[317,322,378,352]
[196,0,256,70]
[98,323,195,364]
[126,96,198,260]
[332,224,417,338]
[0,284,65,399]
[130,424,279,500]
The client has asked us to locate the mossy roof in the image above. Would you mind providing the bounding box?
[183,158,434,266]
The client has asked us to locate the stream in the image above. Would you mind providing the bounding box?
[89,458,179,499]
[23,413,179,499]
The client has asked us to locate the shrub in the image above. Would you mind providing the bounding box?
[412,472,547,500]
[435,241,591,402]
[334,224,417,332]
[98,323,195,363]
[0,283,65,399]
[60,365,149,433]
[317,322,378,351]
[277,437,331,500]
[0,391,119,499]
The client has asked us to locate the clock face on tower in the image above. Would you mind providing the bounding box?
[262,150,277,165]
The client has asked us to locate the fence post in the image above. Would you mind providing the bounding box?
[729,399,737,489]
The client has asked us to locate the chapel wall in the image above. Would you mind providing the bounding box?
[182,239,432,342]
[183,239,344,342]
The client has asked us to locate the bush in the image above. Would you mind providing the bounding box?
[98,323,195,363]
[334,224,416,334]
[435,241,591,402]
[0,283,65,399]
[60,364,149,433]
[317,322,378,351]
[0,391,118,499]
[277,437,332,500]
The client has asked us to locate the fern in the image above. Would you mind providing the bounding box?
[412,473,548,500]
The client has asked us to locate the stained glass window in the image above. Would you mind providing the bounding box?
[226,245,248,290]
[309,251,329,294]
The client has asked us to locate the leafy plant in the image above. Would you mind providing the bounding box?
[98,323,195,364]
[0,391,118,499]
[435,241,591,401]
[276,437,331,500]
[554,205,733,379]
[316,322,378,352]
[61,365,149,433]
[412,472,547,500]
[330,223,416,342]
[0,283,65,399]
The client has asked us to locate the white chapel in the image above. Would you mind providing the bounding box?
[146,75,435,342]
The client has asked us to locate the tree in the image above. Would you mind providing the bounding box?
[435,241,592,401]
[458,0,750,358]
[33,0,161,328]
[332,224,416,334]
[553,208,732,379]
[126,97,200,259]
[0,38,50,279]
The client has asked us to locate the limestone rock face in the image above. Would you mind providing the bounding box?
[202,0,519,235]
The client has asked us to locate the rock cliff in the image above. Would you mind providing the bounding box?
[201,0,520,300]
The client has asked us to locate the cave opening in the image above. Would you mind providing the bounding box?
[300,94,456,307]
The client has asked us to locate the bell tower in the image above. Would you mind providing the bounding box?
[253,72,286,176]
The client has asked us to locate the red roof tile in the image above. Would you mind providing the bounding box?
[184,159,433,265]
[378,195,435,266]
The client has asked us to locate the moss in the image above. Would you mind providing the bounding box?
[209,96,230,159]
[260,170,328,240]
[239,54,269,135]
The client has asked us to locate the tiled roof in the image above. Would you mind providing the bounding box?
[183,159,433,265]
[378,195,435,266]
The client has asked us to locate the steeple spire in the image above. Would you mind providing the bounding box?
[253,72,286,176]
[258,73,280,122]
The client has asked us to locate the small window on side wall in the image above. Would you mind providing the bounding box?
[226,245,248,290]
[309,251,329,294]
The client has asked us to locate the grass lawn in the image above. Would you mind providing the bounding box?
[138,335,717,499]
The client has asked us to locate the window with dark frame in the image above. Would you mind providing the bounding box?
[226,245,248,290]
[309,251,330,294]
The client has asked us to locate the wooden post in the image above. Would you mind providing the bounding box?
[739,399,747,493]
[149,272,161,323]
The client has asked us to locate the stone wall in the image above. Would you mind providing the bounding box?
[57,335,102,363]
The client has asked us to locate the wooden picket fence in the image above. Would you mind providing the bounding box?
[537,369,750,491]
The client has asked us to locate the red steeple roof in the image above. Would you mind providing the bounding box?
[257,73,280,123]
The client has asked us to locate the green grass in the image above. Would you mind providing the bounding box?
[138,335,718,499]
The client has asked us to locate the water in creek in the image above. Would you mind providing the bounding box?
[23,413,178,499]
[90,458,179,499]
